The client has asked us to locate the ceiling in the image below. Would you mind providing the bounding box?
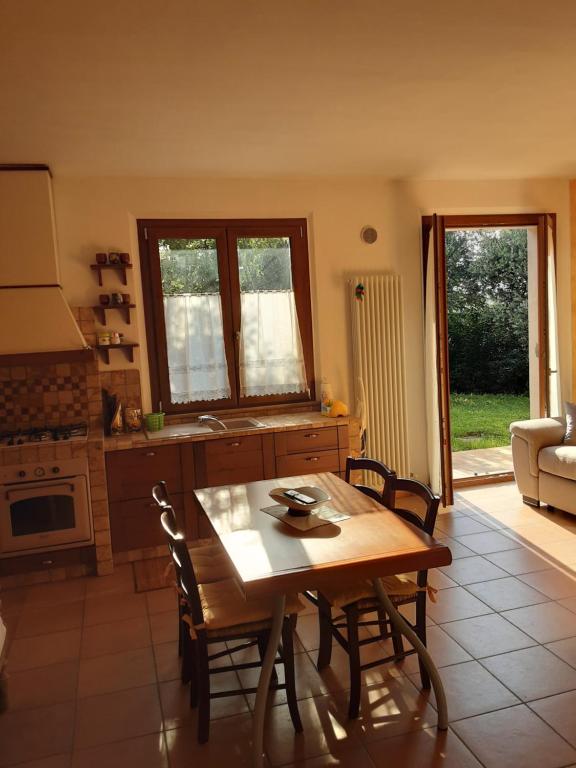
[2,0,576,179]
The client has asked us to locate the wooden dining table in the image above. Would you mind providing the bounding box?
[194,471,452,768]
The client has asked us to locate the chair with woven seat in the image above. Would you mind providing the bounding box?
[160,508,304,743]
[344,455,397,506]
[309,469,440,719]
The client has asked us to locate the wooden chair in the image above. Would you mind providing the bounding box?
[160,508,304,743]
[344,456,397,506]
[310,472,440,719]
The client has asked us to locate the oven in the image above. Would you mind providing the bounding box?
[0,458,93,557]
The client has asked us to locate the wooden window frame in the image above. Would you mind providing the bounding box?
[138,218,316,415]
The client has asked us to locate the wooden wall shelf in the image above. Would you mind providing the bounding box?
[91,263,133,286]
[96,342,139,364]
[92,304,136,325]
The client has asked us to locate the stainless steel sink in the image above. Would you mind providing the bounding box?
[205,417,266,432]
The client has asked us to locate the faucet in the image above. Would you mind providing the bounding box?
[198,414,227,430]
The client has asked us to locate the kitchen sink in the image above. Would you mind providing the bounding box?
[205,417,266,431]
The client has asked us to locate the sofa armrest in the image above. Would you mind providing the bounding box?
[510,417,566,476]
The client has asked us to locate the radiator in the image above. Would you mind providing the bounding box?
[350,274,410,477]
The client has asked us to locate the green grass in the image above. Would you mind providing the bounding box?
[450,393,529,452]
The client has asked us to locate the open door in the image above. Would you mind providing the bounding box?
[422,213,558,506]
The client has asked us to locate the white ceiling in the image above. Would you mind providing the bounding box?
[2,0,576,179]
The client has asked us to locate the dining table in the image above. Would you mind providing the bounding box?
[193,471,453,768]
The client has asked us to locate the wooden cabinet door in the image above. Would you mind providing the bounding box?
[109,493,185,552]
[106,445,182,502]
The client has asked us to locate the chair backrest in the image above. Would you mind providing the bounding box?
[345,456,397,508]
[152,480,171,508]
[160,507,204,628]
[391,477,440,537]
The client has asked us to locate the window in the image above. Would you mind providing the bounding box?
[139,219,315,414]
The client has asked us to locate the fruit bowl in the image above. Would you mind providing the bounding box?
[269,485,331,516]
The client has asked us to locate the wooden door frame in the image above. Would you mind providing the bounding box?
[422,213,556,503]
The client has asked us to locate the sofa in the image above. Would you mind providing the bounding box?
[510,417,576,515]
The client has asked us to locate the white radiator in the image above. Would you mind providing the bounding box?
[350,274,410,477]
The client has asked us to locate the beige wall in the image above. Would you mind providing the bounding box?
[50,175,572,482]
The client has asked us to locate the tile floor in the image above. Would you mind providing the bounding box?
[2,482,576,767]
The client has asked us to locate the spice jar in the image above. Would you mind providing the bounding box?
[98,332,111,346]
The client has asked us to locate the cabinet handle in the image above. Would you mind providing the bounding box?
[145,452,156,457]
[305,433,319,439]
[306,456,319,462]
[228,441,241,447]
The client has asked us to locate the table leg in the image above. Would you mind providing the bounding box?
[372,578,448,729]
[253,593,286,768]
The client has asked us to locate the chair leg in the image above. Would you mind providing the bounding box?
[258,631,278,684]
[181,621,194,685]
[415,593,430,690]
[317,593,333,670]
[282,615,303,733]
[346,604,362,719]
[390,602,405,657]
[196,635,211,743]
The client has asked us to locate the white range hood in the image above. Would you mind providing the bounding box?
[0,166,90,361]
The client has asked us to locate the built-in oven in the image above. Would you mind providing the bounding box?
[0,458,93,557]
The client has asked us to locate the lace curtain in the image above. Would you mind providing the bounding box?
[164,294,231,403]
[239,290,307,397]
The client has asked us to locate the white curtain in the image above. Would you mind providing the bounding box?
[424,239,442,495]
[239,290,307,397]
[163,294,231,403]
[547,223,562,417]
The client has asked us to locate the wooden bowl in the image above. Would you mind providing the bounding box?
[269,485,331,516]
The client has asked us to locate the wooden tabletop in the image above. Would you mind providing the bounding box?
[194,473,452,598]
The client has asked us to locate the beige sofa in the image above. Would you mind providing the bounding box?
[510,417,576,515]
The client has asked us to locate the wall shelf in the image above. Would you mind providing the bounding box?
[92,304,136,325]
[90,263,133,286]
[96,342,139,364]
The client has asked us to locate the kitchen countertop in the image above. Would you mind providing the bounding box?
[103,411,352,452]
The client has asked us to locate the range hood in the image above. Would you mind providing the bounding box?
[0,165,92,364]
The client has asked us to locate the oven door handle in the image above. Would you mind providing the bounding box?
[5,482,75,500]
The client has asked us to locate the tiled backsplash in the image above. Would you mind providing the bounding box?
[0,364,89,430]
[99,369,142,411]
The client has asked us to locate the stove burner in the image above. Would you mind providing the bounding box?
[0,422,88,447]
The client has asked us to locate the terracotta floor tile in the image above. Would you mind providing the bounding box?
[502,601,576,643]
[74,684,163,750]
[26,580,86,607]
[452,704,576,768]
[165,713,254,768]
[429,568,458,590]
[264,692,363,766]
[466,575,550,611]
[435,517,493,537]
[440,613,535,658]
[484,547,552,575]
[83,591,147,627]
[529,689,576,748]
[313,638,404,697]
[78,646,156,698]
[344,678,437,744]
[519,568,576,600]
[546,636,576,668]
[80,615,150,658]
[410,660,519,721]
[434,536,477,560]
[149,610,179,645]
[7,661,78,711]
[456,531,521,555]
[481,645,576,701]
[559,596,576,614]
[11,756,71,768]
[439,556,509,585]
[293,744,376,767]
[7,629,81,672]
[365,726,482,767]
[146,587,176,615]
[159,674,249,728]
[399,625,472,675]
[153,640,181,682]
[71,733,168,768]
[84,564,135,597]
[426,587,492,624]
[295,612,322,651]
[0,701,75,766]
[0,586,28,615]
[16,600,84,639]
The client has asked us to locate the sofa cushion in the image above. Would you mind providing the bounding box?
[564,402,576,446]
[538,445,576,483]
